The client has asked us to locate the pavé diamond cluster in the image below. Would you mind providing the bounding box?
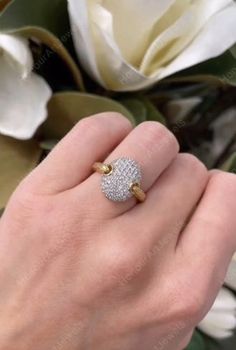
[101,158,142,202]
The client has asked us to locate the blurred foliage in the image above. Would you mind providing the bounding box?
[0,0,84,89]
[185,331,236,350]
[120,97,166,125]
[0,0,11,12]
[42,92,135,140]
[221,152,236,172]
[152,84,236,171]
[0,2,236,348]
[186,331,207,350]
[217,333,236,350]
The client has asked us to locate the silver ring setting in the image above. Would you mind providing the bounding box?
[101,157,142,202]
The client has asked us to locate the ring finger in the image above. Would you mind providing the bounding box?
[77,121,179,217]
[123,153,209,251]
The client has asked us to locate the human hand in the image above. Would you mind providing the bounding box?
[0,113,236,350]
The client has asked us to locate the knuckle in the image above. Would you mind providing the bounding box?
[176,288,205,324]
[99,111,133,127]
[210,171,236,191]
[183,293,204,322]
[103,240,138,281]
[7,185,55,231]
[78,113,132,133]
[178,153,208,180]
[173,274,208,324]
[112,254,134,280]
[138,121,179,156]
[5,190,40,229]
[11,187,37,211]
[77,116,104,134]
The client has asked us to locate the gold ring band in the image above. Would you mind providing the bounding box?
[129,182,146,202]
[93,162,113,175]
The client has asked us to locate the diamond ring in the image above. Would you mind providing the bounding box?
[93,157,146,203]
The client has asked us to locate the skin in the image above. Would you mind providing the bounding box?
[0,113,236,350]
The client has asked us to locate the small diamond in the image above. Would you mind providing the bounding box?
[101,158,142,202]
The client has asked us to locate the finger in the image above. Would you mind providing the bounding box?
[178,171,236,291]
[25,113,132,194]
[179,331,194,350]
[125,154,209,249]
[78,121,179,217]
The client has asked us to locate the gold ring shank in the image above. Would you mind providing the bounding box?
[130,183,146,202]
[92,162,112,175]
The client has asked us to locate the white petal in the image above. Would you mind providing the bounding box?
[140,0,232,75]
[68,0,175,89]
[67,0,104,85]
[68,0,148,91]
[87,3,151,91]
[92,0,236,90]
[98,0,176,65]
[0,34,33,78]
[0,57,52,140]
[159,3,236,80]
[198,288,236,339]
[69,0,236,91]
[225,254,236,291]
[198,321,234,339]
[199,310,236,331]
[213,288,236,312]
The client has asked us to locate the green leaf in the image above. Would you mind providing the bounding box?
[219,333,236,350]
[121,97,166,125]
[221,152,236,173]
[185,331,206,350]
[0,0,85,90]
[121,98,147,124]
[40,139,58,151]
[43,92,135,139]
[140,97,166,125]
[0,136,42,208]
[167,47,236,86]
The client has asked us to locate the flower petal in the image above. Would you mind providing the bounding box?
[0,34,33,78]
[67,0,104,85]
[99,0,176,65]
[213,288,236,311]
[225,253,236,291]
[199,310,236,330]
[158,2,236,80]
[198,288,236,339]
[68,0,176,89]
[140,0,232,75]
[86,3,151,91]
[198,321,234,339]
[69,0,236,91]
[0,57,52,140]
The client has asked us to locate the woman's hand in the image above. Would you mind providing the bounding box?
[0,113,236,350]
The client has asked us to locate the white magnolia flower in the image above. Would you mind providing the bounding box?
[198,288,236,339]
[0,34,52,140]
[68,0,236,91]
[225,253,236,292]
